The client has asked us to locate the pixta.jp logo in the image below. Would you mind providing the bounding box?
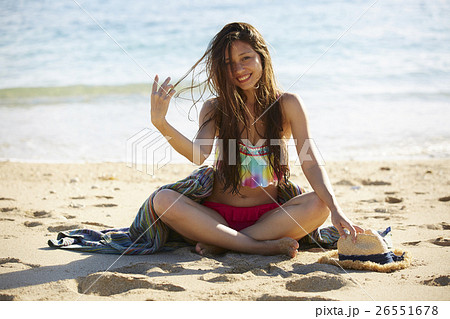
[126,128,172,175]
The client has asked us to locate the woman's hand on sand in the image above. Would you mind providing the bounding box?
[331,208,364,243]
[151,75,176,127]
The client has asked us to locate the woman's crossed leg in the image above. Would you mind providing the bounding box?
[152,189,329,257]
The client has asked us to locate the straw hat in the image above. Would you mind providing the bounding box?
[318,228,411,272]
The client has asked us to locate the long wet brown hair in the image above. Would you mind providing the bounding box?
[174,22,289,194]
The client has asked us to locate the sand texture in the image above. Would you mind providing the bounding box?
[0,160,449,301]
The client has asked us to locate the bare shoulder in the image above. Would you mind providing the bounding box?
[278,92,307,122]
[279,92,304,111]
[202,97,218,111]
[199,98,217,120]
[198,98,218,136]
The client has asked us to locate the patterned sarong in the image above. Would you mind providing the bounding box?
[48,165,340,254]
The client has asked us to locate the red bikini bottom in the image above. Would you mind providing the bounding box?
[202,201,280,231]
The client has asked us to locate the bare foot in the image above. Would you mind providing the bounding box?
[265,237,299,258]
[195,242,228,256]
[196,237,299,258]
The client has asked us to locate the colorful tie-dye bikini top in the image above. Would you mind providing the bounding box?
[214,140,278,188]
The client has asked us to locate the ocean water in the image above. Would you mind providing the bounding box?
[1,0,449,164]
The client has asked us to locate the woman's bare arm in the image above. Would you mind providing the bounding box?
[151,75,217,165]
[281,93,363,240]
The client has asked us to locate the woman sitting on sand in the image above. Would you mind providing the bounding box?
[150,22,363,257]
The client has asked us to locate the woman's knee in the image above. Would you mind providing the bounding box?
[152,189,181,218]
[307,192,330,221]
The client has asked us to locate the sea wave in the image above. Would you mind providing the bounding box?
[0,81,203,107]
[1,83,449,107]
[0,83,152,99]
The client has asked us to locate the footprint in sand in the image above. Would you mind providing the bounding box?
[373,215,391,220]
[420,223,450,230]
[385,196,403,204]
[402,240,421,246]
[385,191,398,195]
[94,203,118,207]
[223,259,273,274]
[257,294,336,301]
[285,272,353,292]
[47,224,83,232]
[157,263,185,273]
[0,257,40,270]
[113,262,185,276]
[96,195,114,199]
[77,272,185,296]
[266,264,291,278]
[24,221,43,227]
[221,263,289,278]
[32,210,52,218]
[82,221,113,228]
[359,198,380,203]
[291,263,340,276]
[361,179,391,186]
[430,237,450,247]
[199,273,250,283]
[69,202,84,209]
[335,179,356,186]
[70,196,85,200]
[421,275,449,287]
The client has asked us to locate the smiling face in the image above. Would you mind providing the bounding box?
[225,40,263,93]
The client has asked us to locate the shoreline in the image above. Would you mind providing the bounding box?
[0,159,449,300]
[1,156,449,164]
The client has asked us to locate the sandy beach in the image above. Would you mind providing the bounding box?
[0,160,449,301]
